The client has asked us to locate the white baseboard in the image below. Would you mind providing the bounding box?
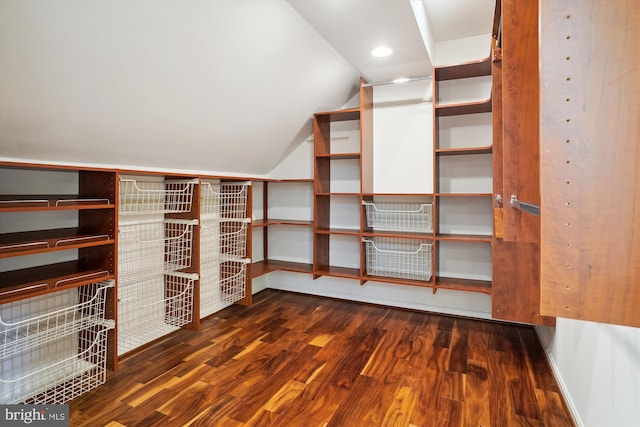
[535,326,583,427]
[263,271,492,320]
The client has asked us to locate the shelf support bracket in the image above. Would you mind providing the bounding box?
[509,195,540,216]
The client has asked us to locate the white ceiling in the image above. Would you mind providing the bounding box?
[289,0,495,83]
[0,0,495,176]
[422,0,496,42]
[287,0,432,84]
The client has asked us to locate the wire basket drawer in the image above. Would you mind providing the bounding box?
[363,202,433,233]
[364,238,432,281]
[219,220,249,259]
[0,281,114,360]
[0,322,114,404]
[118,219,198,278]
[219,259,248,305]
[200,219,249,265]
[200,180,221,219]
[117,272,196,355]
[119,178,197,215]
[199,258,248,318]
[220,182,251,220]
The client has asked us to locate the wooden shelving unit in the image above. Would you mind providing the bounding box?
[116,172,201,357]
[312,85,371,281]
[251,179,314,279]
[0,163,118,403]
[433,56,494,296]
[0,164,117,304]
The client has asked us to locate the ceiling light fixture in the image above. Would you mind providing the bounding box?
[371,46,392,57]
[392,77,411,84]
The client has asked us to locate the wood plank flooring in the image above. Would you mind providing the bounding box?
[70,289,574,426]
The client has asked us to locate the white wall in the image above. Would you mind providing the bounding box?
[0,0,359,176]
[537,321,640,427]
[372,79,433,193]
[266,271,491,319]
[435,34,492,65]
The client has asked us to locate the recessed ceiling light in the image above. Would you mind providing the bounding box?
[371,46,393,57]
[393,77,411,84]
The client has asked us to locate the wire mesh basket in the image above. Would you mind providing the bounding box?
[219,220,249,259]
[200,180,221,219]
[200,220,220,264]
[0,281,114,360]
[220,259,248,305]
[117,272,196,355]
[220,182,251,220]
[200,259,248,318]
[364,238,432,281]
[118,219,198,278]
[363,201,433,233]
[119,177,197,215]
[0,322,114,404]
[200,219,249,264]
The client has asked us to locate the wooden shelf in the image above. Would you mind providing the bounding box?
[362,230,434,240]
[252,219,313,228]
[315,227,360,236]
[435,98,492,117]
[251,260,313,278]
[315,192,361,197]
[434,57,492,80]
[313,265,361,279]
[361,275,435,288]
[435,276,492,295]
[0,261,114,304]
[315,153,361,160]
[314,108,360,122]
[260,178,314,183]
[435,146,492,156]
[362,193,434,197]
[436,193,493,197]
[436,233,492,243]
[0,195,114,212]
[0,228,114,258]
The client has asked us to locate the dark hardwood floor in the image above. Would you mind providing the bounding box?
[70,289,574,426]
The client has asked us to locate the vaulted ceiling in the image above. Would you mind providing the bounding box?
[0,0,494,176]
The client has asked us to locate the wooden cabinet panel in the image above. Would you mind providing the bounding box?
[539,0,640,327]
[501,0,540,243]
[492,0,554,325]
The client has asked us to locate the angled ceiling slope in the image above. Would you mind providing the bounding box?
[288,0,433,84]
[0,0,360,175]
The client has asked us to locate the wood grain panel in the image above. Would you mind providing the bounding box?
[502,0,540,243]
[493,240,555,325]
[360,78,374,195]
[540,0,640,327]
[491,2,554,326]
